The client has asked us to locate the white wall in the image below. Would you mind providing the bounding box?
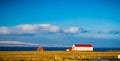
[72,47,93,51]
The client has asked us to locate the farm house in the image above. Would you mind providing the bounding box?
[72,44,93,51]
[66,44,93,51]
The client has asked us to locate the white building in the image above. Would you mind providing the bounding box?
[72,44,93,51]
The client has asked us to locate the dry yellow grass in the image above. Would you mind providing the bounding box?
[0,51,120,61]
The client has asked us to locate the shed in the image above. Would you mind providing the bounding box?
[66,47,72,51]
[37,47,44,51]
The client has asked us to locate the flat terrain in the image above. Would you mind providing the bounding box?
[0,51,120,61]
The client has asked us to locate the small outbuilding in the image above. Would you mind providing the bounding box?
[37,47,44,51]
[66,47,72,51]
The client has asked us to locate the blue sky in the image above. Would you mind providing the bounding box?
[0,0,120,48]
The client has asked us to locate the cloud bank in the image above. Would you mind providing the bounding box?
[0,24,84,34]
[0,24,120,39]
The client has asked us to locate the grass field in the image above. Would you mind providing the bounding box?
[0,51,120,61]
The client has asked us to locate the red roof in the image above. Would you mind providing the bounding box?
[67,47,72,50]
[74,44,92,47]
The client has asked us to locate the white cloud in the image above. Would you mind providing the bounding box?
[89,30,120,35]
[49,26,60,32]
[0,41,38,46]
[14,24,36,34]
[103,30,120,34]
[0,41,70,47]
[0,24,60,34]
[0,27,9,34]
[37,24,51,27]
[0,24,119,36]
[0,24,82,34]
[15,24,35,31]
[34,24,60,33]
[63,27,79,33]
